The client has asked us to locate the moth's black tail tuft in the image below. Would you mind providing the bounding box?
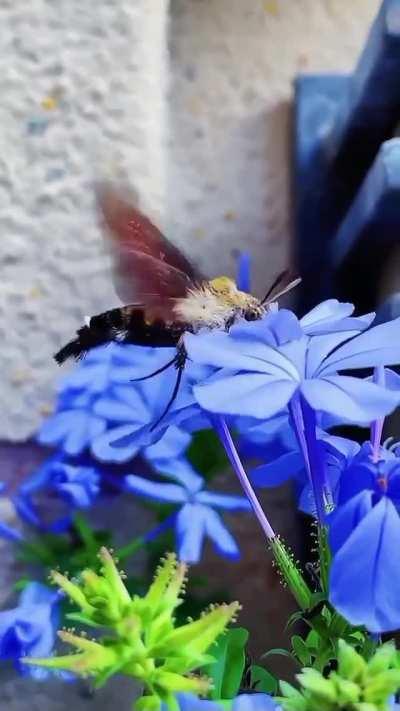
[54,325,108,365]
[54,339,85,364]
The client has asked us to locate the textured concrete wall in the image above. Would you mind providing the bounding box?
[1,0,380,440]
[0,0,169,440]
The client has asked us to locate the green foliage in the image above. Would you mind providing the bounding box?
[204,627,249,700]
[18,514,112,574]
[269,537,312,611]
[187,429,228,481]
[248,664,278,695]
[279,640,400,711]
[22,549,240,711]
[276,596,376,676]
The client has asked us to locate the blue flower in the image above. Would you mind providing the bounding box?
[38,406,107,457]
[42,338,210,461]
[14,455,100,533]
[123,460,250,563]
[39,343,203,457]
[90,372,199,463]
[166,694,279,710]
[250,432,360,517]
[91,358,211,460]
[236,252,252,293]
[237,411,296,460]
[329,445,400,632]
[185,304,400,424]
[231,696,280,711]
[0,583,60,678]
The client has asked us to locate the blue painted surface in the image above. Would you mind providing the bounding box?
[332,140,400,268]
[375,292,400,323]
[294,0,400,311]
[294,75,349,307]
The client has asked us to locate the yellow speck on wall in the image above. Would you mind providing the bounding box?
[41,96,58,111]
[263,0,279,17]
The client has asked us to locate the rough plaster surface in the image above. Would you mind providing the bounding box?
[0,0,169,440]
[167,0,379,290]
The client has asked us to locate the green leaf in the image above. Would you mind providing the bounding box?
[205,627,249,700]
[249,664,278,694]
[262,648,298,666]
[291,635,312,667]
[285,610,305,631]
[187,429,228,480]
[66,612,102,628]
[13,577,33,592]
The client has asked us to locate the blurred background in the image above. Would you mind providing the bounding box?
[0,1,390,708]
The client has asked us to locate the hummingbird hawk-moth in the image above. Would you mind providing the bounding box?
[55,185,300,426]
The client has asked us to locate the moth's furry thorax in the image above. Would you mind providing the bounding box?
[173,276,265,331]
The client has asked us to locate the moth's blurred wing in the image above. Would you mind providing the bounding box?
[96,184,203,302]
[111,249,195,303]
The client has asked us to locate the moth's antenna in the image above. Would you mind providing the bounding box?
[264,277,302,304]
[131,355,177,382]
[150,365,184,432]
[262,270,301,304]
[261,269,289,304]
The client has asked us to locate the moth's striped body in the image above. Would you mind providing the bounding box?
[55,276,267,364]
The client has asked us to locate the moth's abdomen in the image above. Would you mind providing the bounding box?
[54,307,183,365]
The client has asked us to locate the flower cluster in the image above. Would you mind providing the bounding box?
[279,640,400,711]
[24,550,240,711]
[0,583,60,679]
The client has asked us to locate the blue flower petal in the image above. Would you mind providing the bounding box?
[318,317,400,375]
[124,475,187,504]
[203,507,240,560]
[0,521,23,542]
[20,582,59,608]
[338,462,376,505]
[330,498,400,632]
[306,332,369,378]
[93,387,148,423]
[231,310,303,346]
[233,693,280,710]
[236,252,251,293]
[328,490,373,554]
[251,451,305,488]
[320,433,360,460]
[169,694,222,710]
[0,583,59,677]
[145,427,192,463]
[197,490,250,511]
[91,424,144,462]
[194,374,298,418]
[152,458,204,492]
[176,504,207,563]
[301,375,400,423]
[186,331,300,377]
[39,410,106,456]
[300,300,374,335]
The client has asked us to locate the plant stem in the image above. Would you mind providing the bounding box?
[116,513,176,561]
[213,415,312,610]
[289,395,333,523]
[212,415,275,540]
[371,366,385,463]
